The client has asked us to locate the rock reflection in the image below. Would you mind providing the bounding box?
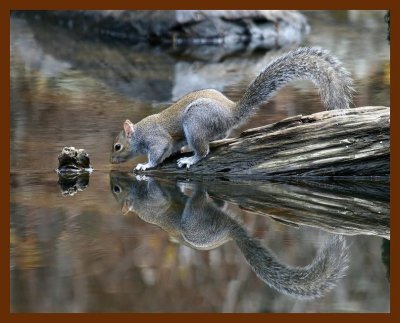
[57,172,90,196]
[56,147,92,196]
[110,171,349,299]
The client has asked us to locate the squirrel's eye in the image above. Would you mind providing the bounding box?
[113,185,121,193]
[114,143,122,151]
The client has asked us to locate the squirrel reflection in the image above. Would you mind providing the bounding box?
[110,171,349,299]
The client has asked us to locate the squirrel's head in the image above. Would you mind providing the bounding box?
[110,119,136,164]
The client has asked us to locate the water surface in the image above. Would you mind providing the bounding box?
[10,11,390,313]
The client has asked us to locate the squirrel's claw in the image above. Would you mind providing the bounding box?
[177,156,199,169]
[135,163,152,171]
[135,174,149,181]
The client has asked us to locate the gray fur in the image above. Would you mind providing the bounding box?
[110,173,350,299]
[235,47,354,122]
[111,47,354,169]
[232,227,349,299]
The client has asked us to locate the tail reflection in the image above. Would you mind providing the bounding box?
[110,171,349,299]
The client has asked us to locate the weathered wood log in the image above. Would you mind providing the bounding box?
[200,178,390,239]
[110,172,389,239]
[150,106,390,177]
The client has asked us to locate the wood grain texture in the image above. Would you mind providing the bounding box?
[201,178,390,239]
[149,106,390,177]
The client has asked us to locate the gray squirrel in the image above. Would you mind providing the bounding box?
[110,172,349,299]
[111,47,353,170]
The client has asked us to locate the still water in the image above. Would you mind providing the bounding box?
[10,11,390,312]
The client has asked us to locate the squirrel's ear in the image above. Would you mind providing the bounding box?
[123,119,134,138]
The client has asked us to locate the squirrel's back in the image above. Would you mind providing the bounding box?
[135,47,353,135]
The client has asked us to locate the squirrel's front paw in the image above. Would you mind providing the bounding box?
[135,174,150,181]
[135,163,151,171]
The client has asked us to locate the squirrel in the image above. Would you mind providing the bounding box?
[110,172,349,299]
[110,47,353,170]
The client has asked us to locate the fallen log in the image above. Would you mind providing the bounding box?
[201,178,390,239]
[149,106,390,177]
[110,172,390,239]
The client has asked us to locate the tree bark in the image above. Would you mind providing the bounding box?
[150,106,390,177]
[201,178,390,239]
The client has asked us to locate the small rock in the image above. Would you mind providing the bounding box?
[57,146,92,173]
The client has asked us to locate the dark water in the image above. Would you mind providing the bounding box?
[10,11,390,313]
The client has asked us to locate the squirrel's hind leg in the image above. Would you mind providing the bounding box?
[177,134,209,168]
[178,98,232,169]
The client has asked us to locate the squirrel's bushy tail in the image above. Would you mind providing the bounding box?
[234,47,354,121]
[232,228,349,299]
